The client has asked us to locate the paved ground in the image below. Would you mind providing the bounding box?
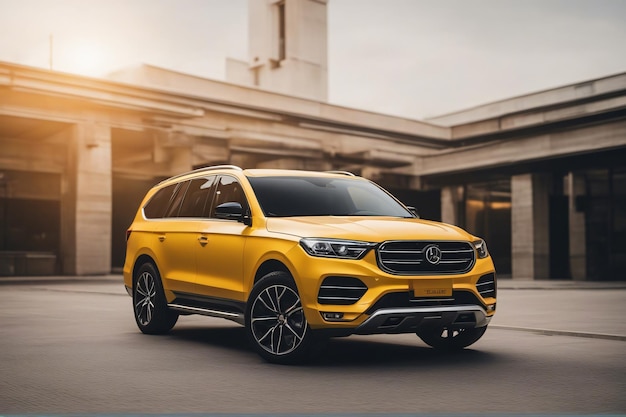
[0,276,625,415]
[494,280,626,340]
[3,274,625,339]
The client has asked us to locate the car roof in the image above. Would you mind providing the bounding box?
[242,169,357,178]
[157,166,360,187]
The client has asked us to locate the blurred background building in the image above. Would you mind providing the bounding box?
[0,0,624,280]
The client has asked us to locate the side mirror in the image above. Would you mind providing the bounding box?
[406,206,420,218]
[215,202,252,226]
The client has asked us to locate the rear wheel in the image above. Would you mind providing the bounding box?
[417,325,487,350]
[245,271,318,364]
[133,262,178,334]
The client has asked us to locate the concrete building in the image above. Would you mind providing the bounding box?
[1,0,625,280]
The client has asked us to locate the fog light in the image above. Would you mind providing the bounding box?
[487,304,496,312]
[322,312,344,321]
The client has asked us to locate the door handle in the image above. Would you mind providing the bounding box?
[198,236,209,245]
[158,235,166,242]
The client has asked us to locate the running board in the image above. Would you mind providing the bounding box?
[168,304,245,326]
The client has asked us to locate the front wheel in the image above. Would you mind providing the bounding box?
[417,325,487,350]
[133,262,178,334]
[245,271,317,364]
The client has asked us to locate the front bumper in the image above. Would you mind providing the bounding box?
[354,304,491,335]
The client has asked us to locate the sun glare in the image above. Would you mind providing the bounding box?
[60,40,108,76]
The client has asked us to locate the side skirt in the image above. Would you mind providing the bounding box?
[168,292,246,326]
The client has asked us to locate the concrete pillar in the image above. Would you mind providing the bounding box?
[169,147,193,175]
[61,122,112,275]
[441,186,462,226]
[227,0,328,101]
[152,129,193,175]
[511,174,550,280]
[567,172,587,280]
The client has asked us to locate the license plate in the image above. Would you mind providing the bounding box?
[412,279,453,297]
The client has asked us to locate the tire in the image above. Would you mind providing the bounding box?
[133,262,178,335]
[245,271,317,364]
[417,325,487,350]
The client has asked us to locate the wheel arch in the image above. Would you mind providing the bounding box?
[254,259,293,285]
[132,254,157,286]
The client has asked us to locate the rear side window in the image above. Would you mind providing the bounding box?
[164,181,190,218]
[143,184,177,219]
[178,177,216,218]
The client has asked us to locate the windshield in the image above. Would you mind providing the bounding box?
[247,176,414,218]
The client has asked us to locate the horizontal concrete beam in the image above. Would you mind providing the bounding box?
[429,72,626,126]
[420,119,626,176]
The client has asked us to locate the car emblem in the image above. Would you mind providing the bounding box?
[424,244,442,265]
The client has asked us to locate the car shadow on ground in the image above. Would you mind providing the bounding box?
[170,324,252,355]
[168,324,499,368]
[315,337,496,367]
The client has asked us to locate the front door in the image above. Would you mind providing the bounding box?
[195,175,248,302]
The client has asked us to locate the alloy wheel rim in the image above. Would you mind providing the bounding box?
[250,284,307,356]
[135,271,156,326]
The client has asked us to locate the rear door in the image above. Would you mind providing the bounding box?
[161,176,216,295]
[149,180,197,294]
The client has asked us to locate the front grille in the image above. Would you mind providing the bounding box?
[377,241,475,275]
[365,290,483,315]
[318,276,368,305]
[477,273,496,298]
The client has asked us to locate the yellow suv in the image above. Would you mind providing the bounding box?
[123,166,496,363]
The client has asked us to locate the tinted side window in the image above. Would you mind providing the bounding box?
[209,176,247,218]
[164,181,190,218]
[178,177,216,218]
[143,184,177,219]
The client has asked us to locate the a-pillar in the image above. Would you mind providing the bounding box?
[61,122,112,275]
[567,172,587,280]
[511,173,550,279]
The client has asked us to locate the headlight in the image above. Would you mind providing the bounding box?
[300,238,375,259]
[472,239,489,259]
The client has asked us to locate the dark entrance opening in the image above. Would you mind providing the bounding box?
[388,188,441,221]
[463,181,512,276]
[549,195,570,279]
[585,167,626,280]
[0,171,61,275]
[111,175,156,270]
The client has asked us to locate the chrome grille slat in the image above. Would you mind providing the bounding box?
[377,240,476,275]
[318,276,368,305]
[384,260,423,265]
[320,285,368,290]
[476,273,497,298]
[318,296,360,301]
[380,250,423,254]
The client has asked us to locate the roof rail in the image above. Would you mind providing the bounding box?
[325,170,356,176]
[159,165,243,184]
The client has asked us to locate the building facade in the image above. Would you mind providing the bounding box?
[0,0,625,279]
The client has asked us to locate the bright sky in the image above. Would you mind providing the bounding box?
[1,0,625,119]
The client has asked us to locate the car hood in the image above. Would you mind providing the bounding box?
[265,216,474,242]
